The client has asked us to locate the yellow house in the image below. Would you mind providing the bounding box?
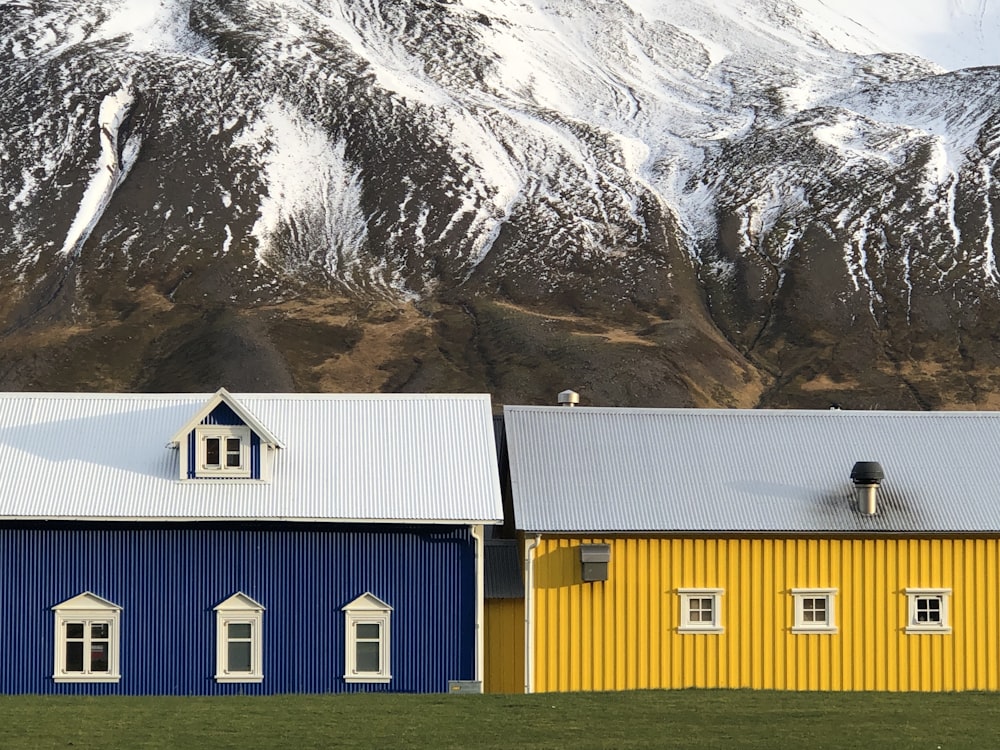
[497,402,1000,693]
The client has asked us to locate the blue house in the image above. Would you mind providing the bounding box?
[0,390,503,694]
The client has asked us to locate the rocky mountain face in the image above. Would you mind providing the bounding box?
[4,0,1000,409]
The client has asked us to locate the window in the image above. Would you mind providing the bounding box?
[214,593,264,683]
[52,592,121,683]
[196,425,251,478]
[905,588,952,633]
[343,593,392,684]
[678,588,723,633]
[791,588,837,633]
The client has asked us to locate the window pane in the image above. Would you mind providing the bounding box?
[228,641,252,672]
[226,438,241,467]
[66,641,84,672]
[801,597,827,624]
[229,622,252,639]
[206,438,220,465]
[90,642,109,672]
[688,598,713,623]
[66,622,84,639]
[91,622,109,639]
[356,641,380,672]
[916,597,941,623]
[357,623,380,640]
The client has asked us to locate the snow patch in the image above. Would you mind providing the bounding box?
[239,101,368,280]
[97,0,207,56]
[59,84,141,259]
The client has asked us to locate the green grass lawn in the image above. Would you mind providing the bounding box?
[1,690,997,749]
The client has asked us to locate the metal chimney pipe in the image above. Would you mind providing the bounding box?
[557,390,580,407]
[850,461,885,516]
[860,484,878,516]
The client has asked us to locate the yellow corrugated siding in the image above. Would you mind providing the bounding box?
[484,597,525,693]
[531,536,1000,692]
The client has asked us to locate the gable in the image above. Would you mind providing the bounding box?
[170,387,283,449]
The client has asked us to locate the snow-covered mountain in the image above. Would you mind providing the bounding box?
[3,0,1000,407]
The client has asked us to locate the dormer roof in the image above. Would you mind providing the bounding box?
[169,388,284,449]
[342,592,392,612]
[214,592,265,612]
[52,591,122,611]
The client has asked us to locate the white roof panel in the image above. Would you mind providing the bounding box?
[0,392,503,524]
[503,406,1000,533]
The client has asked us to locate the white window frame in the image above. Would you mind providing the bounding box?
[52,592,122,683]
[214,593,264,683]
[791,588,838,633]
[196,425,251,478]
[677,588,723,633]
[343,593,393,684]
[905,588,952,634]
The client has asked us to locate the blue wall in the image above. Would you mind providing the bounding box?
[0,522,475,695]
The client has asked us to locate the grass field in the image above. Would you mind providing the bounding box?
[2,690,998,749]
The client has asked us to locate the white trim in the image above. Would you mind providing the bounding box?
[472,524,484,689]
[195,425,252,478]
[904,588,952,634]
[523,534,541,694]
[343,593,392,684]
[214,592,265,683]
[790,588,838,633]
[52,592,122,683]
[677,588,723,633]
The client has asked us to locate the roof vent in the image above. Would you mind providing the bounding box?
[558,390,580,407]
[850,461,884,516]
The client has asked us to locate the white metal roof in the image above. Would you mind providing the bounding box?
[503,405,1000,534]
[0,392,503,524]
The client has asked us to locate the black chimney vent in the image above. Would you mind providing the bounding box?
[850,461,884,484]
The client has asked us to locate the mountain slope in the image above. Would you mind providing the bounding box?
[2,0,1000,407]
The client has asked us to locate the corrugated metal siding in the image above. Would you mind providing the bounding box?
[485,541,524,598]
[484,598,525,693]
[0,523,475,695]
[505,406,1000,532]
[530,536,1000,692]
[0,393,501,523]
[203,403,242,426]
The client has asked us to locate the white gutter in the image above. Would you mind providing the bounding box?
[472,523,485,690]
[523,533,541,694]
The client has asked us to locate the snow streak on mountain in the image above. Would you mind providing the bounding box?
[3,0,1000,405]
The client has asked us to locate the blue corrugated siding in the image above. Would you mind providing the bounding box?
[187,430,195,478]
[0,523,475,695]
[203,403,243,426]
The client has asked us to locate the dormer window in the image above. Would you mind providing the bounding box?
[171,389,284,481]
[196,425,251,478]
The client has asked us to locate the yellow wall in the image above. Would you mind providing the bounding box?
[530,536,1000,692]
[485,597,526,693]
